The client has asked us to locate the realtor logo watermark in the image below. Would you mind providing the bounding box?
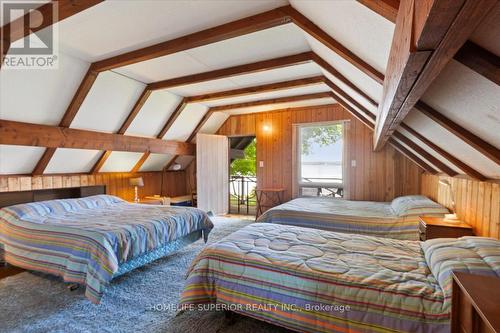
[1,1,59,69]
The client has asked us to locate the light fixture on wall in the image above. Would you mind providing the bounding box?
[262,124,271,133]
[438,179,459,222]
[172,163,182,171]
[129,177,144,203]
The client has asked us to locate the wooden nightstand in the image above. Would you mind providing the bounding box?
[451,272,500,333]
[419,216,473,240]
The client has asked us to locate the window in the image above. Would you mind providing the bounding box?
[296,121,345,198]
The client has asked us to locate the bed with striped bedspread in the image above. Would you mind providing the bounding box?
[257,195,449,240]
[0,195,213,303]
[180,223,500,333]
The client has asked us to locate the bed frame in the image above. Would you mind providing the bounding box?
[0,185,106,208]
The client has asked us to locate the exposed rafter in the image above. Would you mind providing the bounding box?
[0,120,195,155]
[357,0,399,23]
[454,41,500,86]
[1,0,103,68]
[388,139,439,174]
[186,76,325,103]
[33,67,99,175]
[130,99,189,173]
[399,122,487,180]
[415,102,500,165]
[90,88,152,174]
[373,0,497,150]
[279,6,384,83]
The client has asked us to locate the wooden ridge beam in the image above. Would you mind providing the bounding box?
[32,67,99,175]
[91,88,152,174]
[415,101,500,165]
[186,76,325,103]
[148,52,313,91]
[280,5,384,83]
[392,131,458,176]
[374,0,497,151]
[400,123,487,180]
[0,120,195,155]
[1,0,103,68]
[210,92,332,112]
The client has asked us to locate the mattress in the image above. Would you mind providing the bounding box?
[180,223,500,333]
[0,195,213,303]
[257,196,448,240]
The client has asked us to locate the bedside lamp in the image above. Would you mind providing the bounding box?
[439,179,459,222]
[129,177,144,203]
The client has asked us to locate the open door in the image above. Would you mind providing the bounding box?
[196,133,229,215]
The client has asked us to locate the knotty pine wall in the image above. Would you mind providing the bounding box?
[0,171,188,201]
[421,174,500,239]
[217,104,423,202]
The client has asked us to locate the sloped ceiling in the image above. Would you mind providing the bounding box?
[0,0,498,180]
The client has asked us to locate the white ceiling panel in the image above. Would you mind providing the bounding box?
[0,145,45,175]
[221,98,335,115]
[166,78,239,97]
[125,91,183,138]
[57,0,286,62]
[290,0,394,74]
[397,128,462,175]
[307,36,383,103]
[139,153,174,172]
[0,52,89,125]
[469,2,500,56]
[205,83,330,107]
[198,112,230,135]
[44,148,102,174]
[421,61,500,148]
[162,104,208,141]
[70,71,146,133]
[99,151,144,173]
[404,111,500,179]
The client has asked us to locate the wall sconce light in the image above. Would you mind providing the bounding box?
[438,179,459,222]
[262,124,271,133]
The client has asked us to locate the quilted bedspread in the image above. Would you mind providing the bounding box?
[0,195,213,303]
[180,223,500,333]
[257,197,445,240]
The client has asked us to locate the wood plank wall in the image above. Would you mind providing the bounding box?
[217,104,423,202]
[421,174,500,239]
[0,171,188,201]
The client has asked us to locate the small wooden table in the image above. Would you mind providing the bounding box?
[452,272,500,333]
[419,216,473,240]
[255,188,285,218]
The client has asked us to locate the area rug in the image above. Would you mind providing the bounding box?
[0,217,291,333]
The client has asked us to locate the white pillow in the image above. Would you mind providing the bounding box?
[391,195,449,216]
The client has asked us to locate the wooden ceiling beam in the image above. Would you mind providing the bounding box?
[0,120,195,155]
[92,7,292,72]
[279,6,384,84]
[32,67,99,175]
[148,52,313,91]
[454,41,500,86]
[90,88,152,174]
[357,0,399,23]
[400,122,487,180]
[186,76,325,103]
[210,92,332,112]
[388,139,439,174]
[373,0,497,151]
[415,101,500,165]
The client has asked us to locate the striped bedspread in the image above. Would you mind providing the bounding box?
[0,195,213,303]
[257,196,448,240]
[180,223,500,333]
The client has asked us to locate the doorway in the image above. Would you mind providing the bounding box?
[228,136,256,216]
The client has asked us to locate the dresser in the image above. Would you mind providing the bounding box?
[452,272,500,333]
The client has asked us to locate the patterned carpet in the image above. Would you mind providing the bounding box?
[0,217,291,333]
